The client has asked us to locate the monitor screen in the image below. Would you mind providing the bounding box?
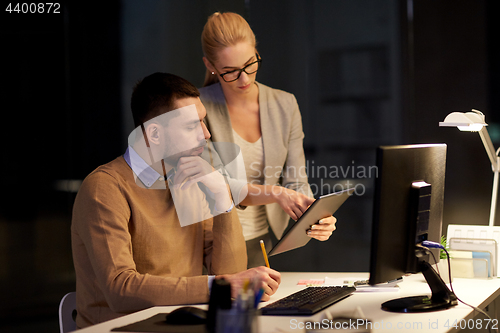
[368,143,457,312]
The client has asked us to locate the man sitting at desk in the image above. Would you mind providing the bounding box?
[71,72,281,328]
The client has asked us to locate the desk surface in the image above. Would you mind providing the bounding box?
[75,272,500,333]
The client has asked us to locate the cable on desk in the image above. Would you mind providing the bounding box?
[418,241,498,333]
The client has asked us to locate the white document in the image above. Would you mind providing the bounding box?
[324,276,400,292]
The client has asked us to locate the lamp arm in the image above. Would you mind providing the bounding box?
[490,163,499,227]
[479,127,500,227]
[479,127,499,171]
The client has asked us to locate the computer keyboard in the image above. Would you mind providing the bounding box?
[260,286,356,316]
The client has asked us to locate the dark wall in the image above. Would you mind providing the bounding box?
[1,1,121,331]
[409,0,494,232]
[66,2,123,178]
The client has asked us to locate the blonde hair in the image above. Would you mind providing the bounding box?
[201,12,257,87]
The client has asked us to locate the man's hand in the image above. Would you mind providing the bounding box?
[173,156,227,193]
[307,216,337,241]
[273,187,315,221]
[173,156,232,212]
[217,267,281,302]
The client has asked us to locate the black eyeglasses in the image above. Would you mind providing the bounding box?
[216,54,262,82]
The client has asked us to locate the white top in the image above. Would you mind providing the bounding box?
[232,129,268,240]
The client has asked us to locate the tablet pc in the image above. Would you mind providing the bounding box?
[268,188,354,257]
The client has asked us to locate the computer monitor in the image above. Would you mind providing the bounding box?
[368,143,457,312]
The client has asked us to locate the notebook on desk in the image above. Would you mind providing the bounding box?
[268,188,354,257]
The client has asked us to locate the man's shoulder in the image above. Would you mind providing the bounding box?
[81,156,130,191]
[88,155,127,177]
[72,156,131,222]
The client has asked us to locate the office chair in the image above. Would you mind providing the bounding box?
[59,292,77,333]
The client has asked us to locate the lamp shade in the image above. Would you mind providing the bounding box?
[439,109,499,226]
[439,111,488,132]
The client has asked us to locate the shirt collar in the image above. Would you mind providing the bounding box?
[124,146,163,188]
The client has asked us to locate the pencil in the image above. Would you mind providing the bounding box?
[260,239,270,268]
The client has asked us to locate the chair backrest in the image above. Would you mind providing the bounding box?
[59,292,77,333]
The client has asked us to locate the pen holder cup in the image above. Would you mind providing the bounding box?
[215,308,260,333]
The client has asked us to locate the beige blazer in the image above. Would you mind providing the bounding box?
[200,82,313,239]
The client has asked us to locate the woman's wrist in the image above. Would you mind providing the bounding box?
[270,185,283,203]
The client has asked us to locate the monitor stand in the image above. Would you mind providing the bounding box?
[381,261,458,312]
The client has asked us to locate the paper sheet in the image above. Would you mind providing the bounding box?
[324,276,400,292]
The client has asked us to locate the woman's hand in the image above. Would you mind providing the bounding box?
[306,216,337,241]
[272,187,315,221]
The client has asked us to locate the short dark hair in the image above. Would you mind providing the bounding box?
[131,72,200,127]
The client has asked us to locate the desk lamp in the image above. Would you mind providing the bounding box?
[439,109,500,226]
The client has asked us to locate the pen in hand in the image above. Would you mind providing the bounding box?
[260,239,270,268]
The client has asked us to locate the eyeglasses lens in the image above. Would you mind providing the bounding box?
[223,60,260,82]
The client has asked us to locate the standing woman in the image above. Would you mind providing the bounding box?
[200,12,337,268]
